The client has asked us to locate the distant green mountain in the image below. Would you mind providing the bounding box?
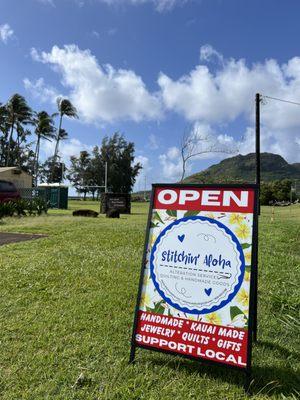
[182,153,300,184]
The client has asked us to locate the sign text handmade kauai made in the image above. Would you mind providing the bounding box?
[130,184,258,376]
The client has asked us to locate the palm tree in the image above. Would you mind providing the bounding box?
[0,104,9,165]
[5,94,32,166]
[57,127,68,142]
[0,103,8,135]
[51,98,78,181]
[15,123,32,167]
[47,129,69,183]
[53,98,78,159]
[32,111,56,185]
[54,127,69,161]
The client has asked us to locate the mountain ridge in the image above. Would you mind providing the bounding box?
[182,153,300,184]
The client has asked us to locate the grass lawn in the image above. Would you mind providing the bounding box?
[0,201,299,399]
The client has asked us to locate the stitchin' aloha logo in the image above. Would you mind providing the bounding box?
[150,216,245,315]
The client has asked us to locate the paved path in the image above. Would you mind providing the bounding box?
[0,232,47,246]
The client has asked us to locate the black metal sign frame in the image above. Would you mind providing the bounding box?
[130,183,259,390]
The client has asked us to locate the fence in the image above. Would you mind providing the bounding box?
[19,187,68,209]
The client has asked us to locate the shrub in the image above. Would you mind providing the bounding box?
[33,197,49,215]
[0,201,15,219]
[260,179,298,205]
[14,199,28,216]
[0,198,49,219]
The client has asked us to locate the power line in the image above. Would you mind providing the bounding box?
[263,95,300,107]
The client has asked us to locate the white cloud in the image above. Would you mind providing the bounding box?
[30,45,162,123]
[200,44,223,64]
[107,27,117,36]
[0,23,14,44]
[179,120,299,168]
[158,45,300,126]
[27,43,300,163]
[159,116,299,182]
[158,122,239,181]
[134,155,152,191]
[73,0,186,12]
[23,77,61,104]
[36,0,55,6]
[186,122,237,159]
[41,137,93,162]
[166,146,180,160]
[158,45,300,162]
[159,147,184,181]
[135,155,150,168]
[152,0,185,12]
[91,30,100,38]
[237,125,300,162]
[30,47,45,62]
[148,133,159,150]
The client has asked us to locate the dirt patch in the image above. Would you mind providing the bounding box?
[0,232,47,246]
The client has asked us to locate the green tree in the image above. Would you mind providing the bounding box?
[260,183,274,205]
[41,128,69,184]
[100,133,142,193]
[260,179,294,205]
[15,124,33,167]
[67,151,94,200]
[0,104,9,165]
[0,104,8,134]
[271,179,292,202]
[67,134,142,197]
[39,157,65,184]
[90,145,105,198]
[5,94,32,166]
[32,111,56,185]
[51,98,78,180]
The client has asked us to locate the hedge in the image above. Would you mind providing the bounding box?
[0,198,48,219]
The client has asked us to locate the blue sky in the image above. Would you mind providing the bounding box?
[1,0,300,190]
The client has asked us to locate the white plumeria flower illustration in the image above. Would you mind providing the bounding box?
[231,314,247,328]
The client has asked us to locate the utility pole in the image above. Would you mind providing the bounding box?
[253,92,261,344]
[105,161,108,193]
[255,93,261,200]
[61,162,64,185]
[144,175,147,200]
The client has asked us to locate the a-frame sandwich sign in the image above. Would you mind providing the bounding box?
[130,183,258,387]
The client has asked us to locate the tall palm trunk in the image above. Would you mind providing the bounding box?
[34,135,41,186]
[53,113,63,161]
[5,119,14,166]
[51,113,63,181]
[53,136,60,162]
[17,130,21,167]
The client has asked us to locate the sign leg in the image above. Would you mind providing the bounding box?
[129,344,136,364]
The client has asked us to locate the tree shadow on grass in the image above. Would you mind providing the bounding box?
[139,341,300,398]
[257,340,300,363]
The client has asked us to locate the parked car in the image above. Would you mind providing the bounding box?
[0,180,21,203]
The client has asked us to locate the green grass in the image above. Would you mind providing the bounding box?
[0,201,299,399]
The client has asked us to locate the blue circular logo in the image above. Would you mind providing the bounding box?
[150,216,245,315]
